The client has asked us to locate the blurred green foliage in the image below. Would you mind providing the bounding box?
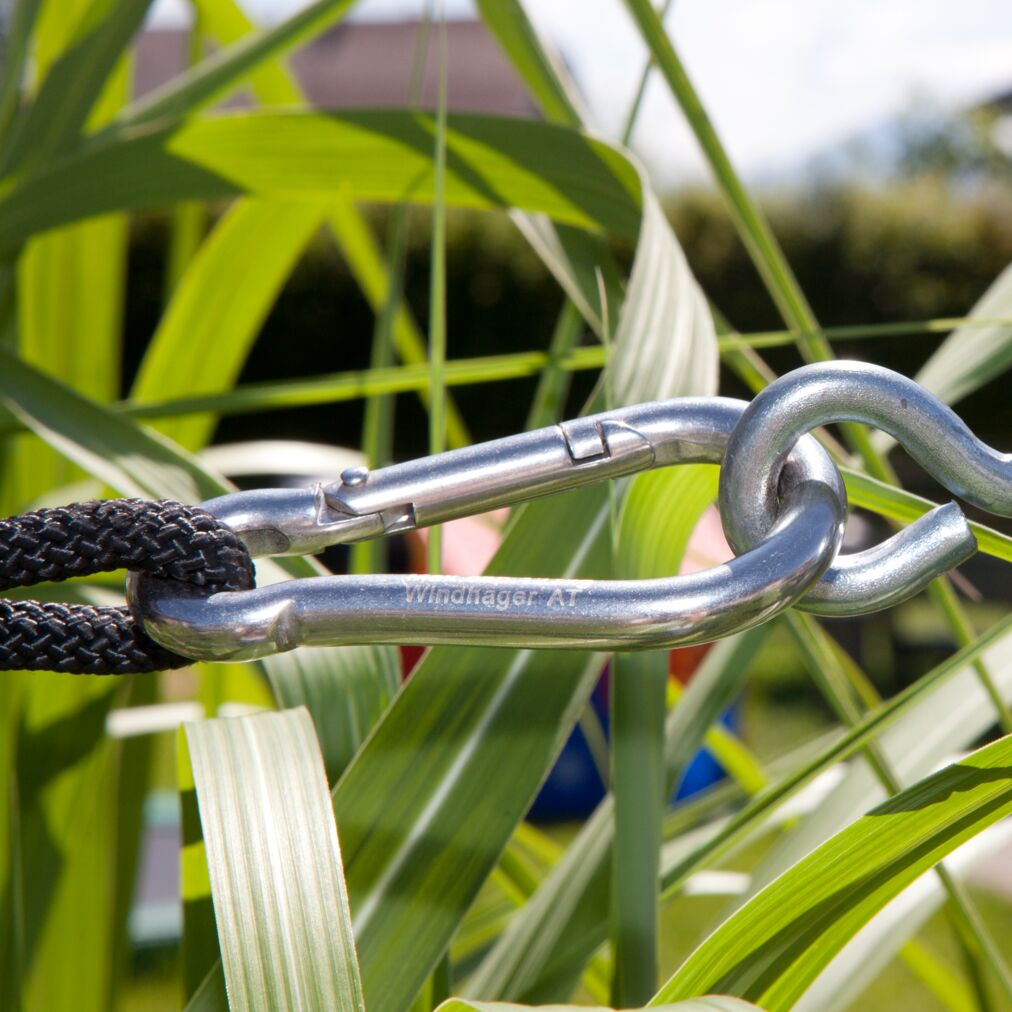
[125,173,1012,458]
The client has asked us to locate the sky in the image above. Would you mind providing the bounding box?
[149,0,1012,184]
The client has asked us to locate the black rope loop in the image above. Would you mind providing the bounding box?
[0,498,254,674]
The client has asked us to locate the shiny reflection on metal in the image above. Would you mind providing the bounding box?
[719,361,1010,615]
[134,399,846,662]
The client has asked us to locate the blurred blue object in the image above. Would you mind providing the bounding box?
[527,671,738,821]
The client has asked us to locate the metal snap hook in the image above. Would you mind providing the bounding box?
[719,361,1005,615]
[131,399,847,661]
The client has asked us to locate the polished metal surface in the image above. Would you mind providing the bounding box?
[134,363,1010,661]
[135,399,847,661]
[720,361,1009,615]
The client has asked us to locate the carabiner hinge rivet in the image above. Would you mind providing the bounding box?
[340,466,369,488]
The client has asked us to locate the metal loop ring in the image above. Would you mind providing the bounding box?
[719,361,1010,615]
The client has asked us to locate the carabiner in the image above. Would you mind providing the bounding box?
[131,399,852,661]
[720,361,1008,615]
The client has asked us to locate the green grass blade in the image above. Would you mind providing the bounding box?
[0,111,643,252]
[335,482,613,1011]
[193,0,469,450]
[610,647,668,1004]
[164,199,208,301]
[350,204,410,576]
[263,645,401,786]
[190,0,303,105]
[182,707,365,1012]
[912,260,1012,407]
[651,733,1012,1009]
[466,628,769,1001]
[0,678,24,1010]
[512,214,623,339]
[7,19,130,510]
[4,676,127,1010]
[327,197,470,449]
[116,0,355,128]
[870,261,1012,456]
[472,0,584,126]
[525,297,585,428]
[49,347,606,424]
[479,0,717,396]
[162,22,209,302]
[781,614,1012,1000]
[0,0,150,176]
[690,711,767,796]
[619,0,818,343]
[842,466,1012,563]
[609,465,721,1003]
[901,940,980,1012]
[610,185,717,401]
[106,676,159,1009]
[184,964,228,1012]
[619,0,675,146]
[797,838,1007,1012]
[441,1000,761,1011]
[0,0,42,142]
[0,344,229,500]
[659,615,1012,903]
[721,315,1012,350]
[131,198,323,450]
[180,727,220,1001]
[427,10,449,576]
[619,0,899,479]
[14,213,128,495]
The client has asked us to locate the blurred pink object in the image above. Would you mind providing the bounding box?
[412,509,510,576]
[412,505,732,577]
[680,506,733,574]
[403,504,734,679]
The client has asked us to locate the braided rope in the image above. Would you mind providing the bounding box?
[0,499,254,674]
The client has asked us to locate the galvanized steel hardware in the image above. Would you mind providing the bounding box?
[719,361,1010,615]
[130,363,1011,662]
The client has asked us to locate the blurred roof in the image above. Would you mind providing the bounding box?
[135,19,538,117]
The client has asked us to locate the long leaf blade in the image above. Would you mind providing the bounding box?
[652,733,1012,1009]
[0,111,644,252]
[131,198,323,450]
[183,707,364,1012]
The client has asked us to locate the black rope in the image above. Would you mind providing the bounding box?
[0,499,254,674]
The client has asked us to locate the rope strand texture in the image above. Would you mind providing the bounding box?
[0,499,254,674]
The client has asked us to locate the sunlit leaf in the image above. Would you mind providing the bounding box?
[794,820,1012,1011]
[0,111,642,252]
[119,0,355,127]
[132,199,324,450]
[182,707,364,1011]
[872,260,1012,453]
[440,998,761,1012]
[0,0,148,175]
[652,734,1012,1009]
[467,629,768,1002]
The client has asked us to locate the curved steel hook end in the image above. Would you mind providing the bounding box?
[720,361,1004,612]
